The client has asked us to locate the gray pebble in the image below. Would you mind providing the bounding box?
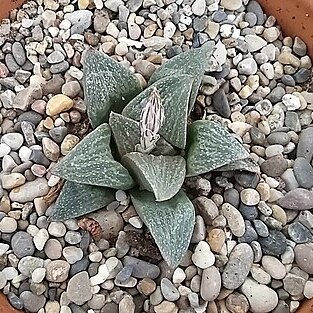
[11,231,35,258]
[213,89,230,118]
[285,111,301,132]
[294,68,311,83]
[222,243,253,289]
[293,37,307,57]
[267,132,290,145]
[278,188,313,210]
[5,54,20,73]
[7,292,23,310]
[281,75,295,87]
[238,220,258,243]
[267,86,285,104]
[253,219,269,237]
[259,230,287,256]
[288,222,313,243]
[297,127,313,160]
[246,0,265,24]
[49,127,68,143]
[123,256,160,279]
[294,157,313,188]
[244,12,257,26]
[20,291,46,312]
[50,61,70,74]
[12,42,26,66]
[238,203,258,220]
[160,277,180,301]
[260,155,288,177]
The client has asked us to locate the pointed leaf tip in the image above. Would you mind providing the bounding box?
[131,189,195,268]
[122,152,186,201]
[53,124,135,190]
[51,181,115,221]
[186,120,249,177]
[84,49,142,128]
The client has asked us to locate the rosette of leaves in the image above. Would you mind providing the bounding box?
[51,45,251,268]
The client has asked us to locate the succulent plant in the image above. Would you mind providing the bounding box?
[51,44,252,268]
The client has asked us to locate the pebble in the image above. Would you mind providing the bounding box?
[282,94,301,111]
[213,89,230,118]
[294,243,313,274]
[46,94,74,116]
[192,241,215,269]
[288,222,313,243]
[161,278,180,301]
[304,281,313,299]
[293,157,313,188]
[221,203,245,237]
[237,58,257,75]
[67,271,93,305]
[123,256,160,279]
[245,34,267,52]
[191,0,206,16]
[240,188,260,205]
[9,178,49,203]
[278,188,313,210]
[1,133,23,150]
[260,155,288,177]
[48,221,67,237]
[20,291,46,313]
[46,260,70,282]
[240,278,278,312]
[7,292,23,310]
[297,127,313,160]
[63,246,83,264]
[11,231,35,258]
[226,292,249,313]
[222,243,254,289]
[259,230,287,256]
[200,266,221,301]
[262,256,286,279]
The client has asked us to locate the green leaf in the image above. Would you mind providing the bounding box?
[84,49,142,128]
[215,157,260,173]
[130,189,195,268]
[122,74,194,149]
[50,181,115,221]
[148,43,215,113]
[109,112,140,157]
[53,124,135,190]
[122,152,186,201]
[186,120,249,177]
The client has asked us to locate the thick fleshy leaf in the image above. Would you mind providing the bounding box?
[84,49,142,128]
[122,75,194,149]
[215,157,260,173]
[148,43,215,112]
[53,124,135,190]
[122,152,186,201]
[186,120,249,177]
[50,181,114,221]
[109,112,140,157]
[130,189,195,268]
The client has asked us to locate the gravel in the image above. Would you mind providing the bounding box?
[0,0,312,312]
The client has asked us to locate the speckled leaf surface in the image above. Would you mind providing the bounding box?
[53,124,135,190]
[215,158,260,173]
[130,189,195,268]
[109,112,140,157]
[186,120,249,177]
[122,75,194,149]
[122,152,186,201]
[50,181,114,221]
[84,49,142,128]
[148,43,215,112]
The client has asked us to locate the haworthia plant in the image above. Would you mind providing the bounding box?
[52,45,254,268]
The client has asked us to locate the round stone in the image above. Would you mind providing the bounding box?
[1,133,23,150]
[200,266,221,301]
[46,94,74,116]
[0,216,17,233]
[192,241,215,269]
[11,231,35,258]
[222,243,254,290]
[259,230,287,256]
[261,256,286,279]
[240,189,260,206]
[226,292,249,313]
[221,203,245,237]
[237,58,257,75]
[67,271,93,305]
[63,246,84,264]
[160,278,180,301]
[240,278,278,312]
[44,239,63,259]
[20,291,46,313]
[294,243,313,274]
[46,260,70,282]
[48,222,67,237]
